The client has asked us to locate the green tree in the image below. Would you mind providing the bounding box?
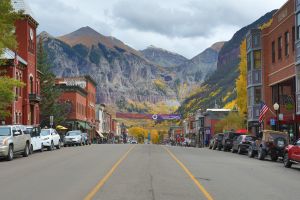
[0,0,22,60]
[0,0,24,119]
[37,37,68,126]
[0,76,24,119]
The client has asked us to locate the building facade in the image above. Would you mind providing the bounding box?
[247,0,300,141]
[0,0,40,125]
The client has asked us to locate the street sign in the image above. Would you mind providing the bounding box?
[270,118,275,126]
[50,116,54,126]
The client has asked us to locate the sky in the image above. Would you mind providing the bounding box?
[28,0,287,59]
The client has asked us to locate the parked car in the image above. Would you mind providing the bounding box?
[221,132,243,151]
[283,139,300,168]
[0,125,31,161]
[40,128,61,151]
[130,139,138,144]
[248,130,288,161]
[231,135,256,154]
[209,133,224,150]
[82,133,91,145]
[23,126,43,153]
[64,130,84,146]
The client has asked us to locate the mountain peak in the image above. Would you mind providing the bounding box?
[210,41,226,52]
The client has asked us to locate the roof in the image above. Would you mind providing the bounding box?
[206,109,232,112]
[0,48,27,65]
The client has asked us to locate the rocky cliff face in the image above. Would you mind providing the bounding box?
[39,26,225,113]
[140,46,188,68]
[40,27,177,108]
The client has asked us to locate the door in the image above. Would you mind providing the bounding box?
[12,127,22,152]
[292,139,300,161]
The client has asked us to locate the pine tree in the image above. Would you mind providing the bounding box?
[37,37,69,127]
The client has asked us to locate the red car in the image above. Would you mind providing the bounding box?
[283,139,300,168]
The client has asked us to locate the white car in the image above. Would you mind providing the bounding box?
[25,126,43,153]
[40,128,61,151]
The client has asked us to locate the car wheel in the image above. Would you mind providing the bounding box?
[258,147,266,160]
[218,146,222,151]
[248,146,254,158]
[23,143,30,157]
[6,145,14,161]
[231,147,236,153]
[48,141,54,151]
[237,146,242,154]
[283,153,292,168]
[56,141,61,149]
[223,146,227,152]
[30,144,33,155]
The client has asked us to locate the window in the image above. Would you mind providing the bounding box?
[30,76,33,94]
[278,36,282,60]
[272,41,276,63]
[253,50,261,69]
[297,13,300,40]
[285,31,289,56]
[253,34,260,47]
[272,85,279,104]
[254,87,261,104]
[247,53,251,71]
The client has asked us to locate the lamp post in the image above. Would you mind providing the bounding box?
[273,103,280,131]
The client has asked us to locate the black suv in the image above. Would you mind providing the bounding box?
[248,130,288,161]
[232,135,256,154]
[221,132,243,151]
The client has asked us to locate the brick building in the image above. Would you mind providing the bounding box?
[247,0,300,141]
[0,0,40,125]
[56,76,97,139]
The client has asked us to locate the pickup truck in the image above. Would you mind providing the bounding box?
[0,125,31,161]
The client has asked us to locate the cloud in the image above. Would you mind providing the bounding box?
[27,0,287,58]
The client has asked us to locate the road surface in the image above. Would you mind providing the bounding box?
[0,144,299,200]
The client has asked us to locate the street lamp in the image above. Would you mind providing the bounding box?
[273,103,280,131]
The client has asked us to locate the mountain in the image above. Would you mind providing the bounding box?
[40,27,178,112]
[175,42,225,89]
[140,45,188,68]
[178,10,277,116]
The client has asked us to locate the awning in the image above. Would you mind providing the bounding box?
[96,131,104,138]
[78,121,92,130]
[56,125,68,130]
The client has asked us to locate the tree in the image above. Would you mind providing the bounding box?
[0,0,24,119]
[0,76,24,119]
[236,39,247,115]
[215,112,246,133]
[0,0,22,60]
[37,37,68,126]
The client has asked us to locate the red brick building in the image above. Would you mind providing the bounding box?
[247,0,300,141]
[56,76,97,138]
[0,0,40,125]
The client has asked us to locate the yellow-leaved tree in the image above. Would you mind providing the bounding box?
[236,39,247,115]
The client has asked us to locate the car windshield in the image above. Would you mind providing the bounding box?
[41,129,50,136]
[217,135,224,139]
[269,133,288,139]
[66,131,81,136]
[0,127,11,136]
[245,136,255,141]
[26,128,33,134]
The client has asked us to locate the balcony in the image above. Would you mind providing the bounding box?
[29,93,41,103]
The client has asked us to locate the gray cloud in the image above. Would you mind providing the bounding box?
[28,0,286,58]
[112,0,250,38]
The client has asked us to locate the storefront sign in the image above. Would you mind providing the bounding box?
[279,114,284,121]
[270,118,276,126]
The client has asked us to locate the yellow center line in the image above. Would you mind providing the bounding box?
[84,145,135,200]
[164,147,214,200]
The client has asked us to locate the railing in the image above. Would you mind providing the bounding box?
[29,93,41,102]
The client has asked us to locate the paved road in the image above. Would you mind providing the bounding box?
[0,144,299,200]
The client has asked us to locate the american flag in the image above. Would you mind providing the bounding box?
[259,102,269,123]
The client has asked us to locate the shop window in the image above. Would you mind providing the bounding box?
[272,41,276,63]
[278,36,282,60]
[253,50,261,69]
[285,31,289,56]
[254,87,261,104]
